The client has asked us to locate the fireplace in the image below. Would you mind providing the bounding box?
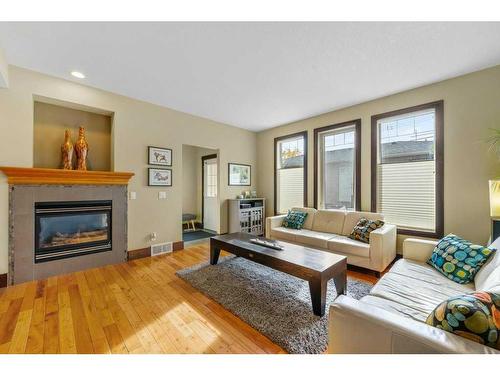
[3,169,132,285]
[34,200,112,263]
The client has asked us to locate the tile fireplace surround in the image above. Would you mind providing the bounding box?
[1,167,134,285]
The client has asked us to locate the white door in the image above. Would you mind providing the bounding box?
[203,157,218,232]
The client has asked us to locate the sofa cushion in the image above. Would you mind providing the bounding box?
[364,259,474,322]
[348,218,385,244]
[426,292,500,349]
[476,267,500,294]
[294,229,336,249]
[282,210,308,229]
[290,207,317,230]
[475,238,500,292]
[427,234,496,284]
[360,295,434,322]
[342,211,384,236]
[311,209,346,235]
[327,235,370,258]
[270,227,297,242]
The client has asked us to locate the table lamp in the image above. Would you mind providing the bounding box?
[489,180,500,242]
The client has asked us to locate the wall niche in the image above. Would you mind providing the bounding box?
[33,100,113,171]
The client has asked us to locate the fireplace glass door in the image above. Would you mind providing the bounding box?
[35,200,112,263]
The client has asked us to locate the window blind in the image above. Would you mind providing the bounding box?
[277,168,304,214]
[377,160,435,231]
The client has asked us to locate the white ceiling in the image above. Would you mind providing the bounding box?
[1,22,500,132]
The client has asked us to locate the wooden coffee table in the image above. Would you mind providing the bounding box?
[210,232,347,316]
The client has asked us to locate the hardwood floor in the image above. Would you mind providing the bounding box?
[0,242,377,354]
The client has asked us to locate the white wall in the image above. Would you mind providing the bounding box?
[182,145,199,218]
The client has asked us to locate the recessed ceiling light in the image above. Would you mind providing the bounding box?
[71,71,85,79]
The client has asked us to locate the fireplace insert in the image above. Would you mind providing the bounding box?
[34,200,112,263]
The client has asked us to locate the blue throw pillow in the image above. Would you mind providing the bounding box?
[282,210,308,230]
[427,234,496,284]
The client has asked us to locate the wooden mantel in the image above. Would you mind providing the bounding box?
[0,167,134,185]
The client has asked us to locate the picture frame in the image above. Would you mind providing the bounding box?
[148,168,172,186]
[228,163,251,186]
[148,146,172,166]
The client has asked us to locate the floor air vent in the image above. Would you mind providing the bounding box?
[151,242,173,256]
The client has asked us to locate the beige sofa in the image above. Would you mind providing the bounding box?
[266,207,397,274]
[328,237,500,354]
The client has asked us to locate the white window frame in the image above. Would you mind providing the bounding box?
[205,159,217,198]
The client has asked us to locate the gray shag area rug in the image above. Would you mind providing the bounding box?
[176,255,372,354]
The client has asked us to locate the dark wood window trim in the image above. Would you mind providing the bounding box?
[201,153,218,228]
[274,131,308,215]
[313,119,361,211]
[371,100,444,238]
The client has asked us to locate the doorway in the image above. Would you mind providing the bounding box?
[181,145,220,244]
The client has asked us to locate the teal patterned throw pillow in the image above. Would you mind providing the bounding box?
[427,234,496,284]
[282,210,308,230]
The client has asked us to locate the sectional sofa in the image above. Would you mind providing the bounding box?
[328,237,500,354]
[265,207,397,274]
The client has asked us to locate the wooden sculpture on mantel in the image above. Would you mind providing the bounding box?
[61,129,73,170]
[74,126,89,171]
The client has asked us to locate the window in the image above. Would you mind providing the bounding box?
[371,101,444,237]
[205,160,217,198]
[274,131,308,214]
[314,120,361,210]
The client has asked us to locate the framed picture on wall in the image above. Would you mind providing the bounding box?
[148,168,172,186]
[148,146,172,166]
[228,163,251,186]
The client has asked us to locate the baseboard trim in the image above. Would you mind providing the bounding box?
[0,273,7,288]
[127,247,151,261]
[173,241,184,251]
[128,240,184,261]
